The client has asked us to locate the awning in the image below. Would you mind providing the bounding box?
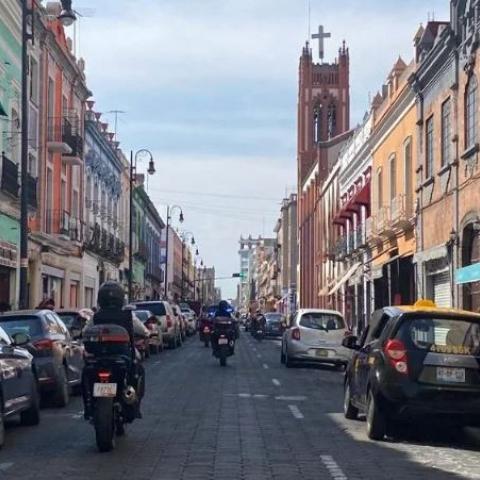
[328,262,361,295]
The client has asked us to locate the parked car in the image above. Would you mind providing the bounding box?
[0,326,40,447]
[264,312,286,337]
[342,300,480,441]
[56,309,91,336]
[133,301,182,349]
[281,309,349,368]
[180,307,196,335]
[134,309,163,353]
[172,304,186,341]
[0,310,84,407]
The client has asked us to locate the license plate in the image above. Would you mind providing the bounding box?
[93,382,117,398]
[436,367,466,383]
[218,338,228,345]
[316,349,329,357]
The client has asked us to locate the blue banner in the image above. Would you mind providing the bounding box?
[455,263,480,285]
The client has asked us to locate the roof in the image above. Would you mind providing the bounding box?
[0,309,48,317]
[297,308,343,317]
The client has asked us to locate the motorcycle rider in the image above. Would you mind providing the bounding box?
[82,281,146,419]
[252,309,266,335]
[211,300,236,351]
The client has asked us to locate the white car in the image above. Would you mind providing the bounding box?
[281,309,350,368]
[181,307,197,335]
[133,301,182,349]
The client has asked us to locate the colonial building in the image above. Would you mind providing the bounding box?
[368,57,417,309]
[297,33,352,308]
[28,7,90,309]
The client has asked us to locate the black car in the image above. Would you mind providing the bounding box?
[342,300,480,441]
[264,312,285,337]
[0,310,84,407]
[0,326,40,447]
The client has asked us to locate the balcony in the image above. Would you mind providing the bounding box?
[376,206,395,238]
[48,112,83,165]
[1,153,19,198]
[390,194,414,231]
[366,216,382,246]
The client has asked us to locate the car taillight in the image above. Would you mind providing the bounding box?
[292,328,301,341]
[166,315,172,328]
[33,338,53,351]
[97,370,111,383]
[384,339,408,374]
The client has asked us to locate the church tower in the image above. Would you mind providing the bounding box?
[297,29,350,184]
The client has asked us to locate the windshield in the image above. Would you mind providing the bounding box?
[0,316,44,339]
[402,316,480,355]
[299,313,345,331]
[135,303,166,317]
[56,313,78,328]
[265,313,283,323]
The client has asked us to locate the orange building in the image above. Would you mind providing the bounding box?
[368,58,417,308]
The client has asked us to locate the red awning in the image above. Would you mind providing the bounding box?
[333,181,371,224]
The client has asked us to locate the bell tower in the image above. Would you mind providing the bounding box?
[297,29,350,183]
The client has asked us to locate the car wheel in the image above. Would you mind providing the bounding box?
[54,366,70,408]
[343,379,359,420]
[20,379,41,426]
[366,390,387,441]
[280,346,286,364]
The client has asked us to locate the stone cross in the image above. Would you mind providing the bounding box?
[312,25,331,61]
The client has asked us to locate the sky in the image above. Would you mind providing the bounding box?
[68,0,450,300]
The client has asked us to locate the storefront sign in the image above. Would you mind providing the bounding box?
[455,263,480,285]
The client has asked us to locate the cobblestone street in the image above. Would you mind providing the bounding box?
[2,334,480,480]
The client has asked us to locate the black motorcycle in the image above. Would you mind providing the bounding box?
[211,318,235,367]
[83,324,140,452]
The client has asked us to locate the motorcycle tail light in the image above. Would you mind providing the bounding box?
[98,370,112,383]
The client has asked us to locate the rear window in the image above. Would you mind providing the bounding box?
[266,314,283,323]
[56,313,78,328]
[135,303,166,316]
[0,315,45,339]
[299,313,345,331]
[402,317,480,354]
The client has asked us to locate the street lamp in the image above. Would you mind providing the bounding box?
[180,231,195,300]
[128,149,155,302]
[19,0,78,309]
[163,205,184,299]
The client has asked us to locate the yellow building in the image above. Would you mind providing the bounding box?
[368,57,417,308]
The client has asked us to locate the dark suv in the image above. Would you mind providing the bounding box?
[342,301,480,441]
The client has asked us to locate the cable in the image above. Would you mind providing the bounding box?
[147,187,281,202]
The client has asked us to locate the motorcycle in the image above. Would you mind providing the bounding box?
[83,324,140,452]
[211,318,235,367]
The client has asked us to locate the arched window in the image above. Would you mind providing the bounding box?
[404,138,413,213]
[313,105,322,143]
[327,104,336,139]
[377,167,383,210]
[389,154,396,201]
[465,74,477,149]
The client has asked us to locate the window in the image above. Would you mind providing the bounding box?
[0,327,11,345]
[377,168,383,209]
[441,98,451,166]
[46,168,53,233]
[313,106,322,143]
[11,108,20,163]
[404,138,413,213]
[29,57,39,104]
[425,116,434,178]
[389,154,396,200]
[465,75,477,149]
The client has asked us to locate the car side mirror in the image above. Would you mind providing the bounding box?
[12,332,30,347]
[342,335,359,350]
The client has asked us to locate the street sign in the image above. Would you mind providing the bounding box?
[455,262,480,285]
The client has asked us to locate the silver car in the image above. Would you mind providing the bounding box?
[281,309,350,368]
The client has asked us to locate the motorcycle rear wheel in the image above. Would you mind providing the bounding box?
[220,356,227,367]
[94,398,115,452]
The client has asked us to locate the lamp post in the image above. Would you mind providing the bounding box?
[128,149,155,302]
[180,231,195,300]
[19,1,77,309]
[193,252,201,301]
[163,205,183,299]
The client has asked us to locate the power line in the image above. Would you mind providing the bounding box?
[147,187,281,202]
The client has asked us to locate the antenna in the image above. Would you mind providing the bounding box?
[105,110,127,140]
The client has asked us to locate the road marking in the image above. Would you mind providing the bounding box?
[275,395,307,401]
[0,463,14,471]
[262,363,269,369]
[320,455,348,480]
[272,378,281,387]
[288,404,304,419]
